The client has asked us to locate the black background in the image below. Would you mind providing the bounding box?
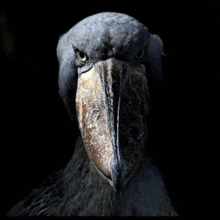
[1,1,220,217]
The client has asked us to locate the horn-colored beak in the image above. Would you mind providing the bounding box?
[76,58,149,191]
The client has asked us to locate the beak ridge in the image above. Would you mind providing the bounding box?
[76,58,148,191]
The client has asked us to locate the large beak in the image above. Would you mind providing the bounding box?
[76,58,149,191]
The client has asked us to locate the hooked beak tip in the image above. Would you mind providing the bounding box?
[92,162,124,192]
[107,175,123,192]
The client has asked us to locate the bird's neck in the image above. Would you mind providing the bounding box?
[62,136,177,216]
[62,136,120,215]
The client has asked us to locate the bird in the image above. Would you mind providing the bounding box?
[6,12,178,216]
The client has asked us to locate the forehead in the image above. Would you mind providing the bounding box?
[69,12,150,61]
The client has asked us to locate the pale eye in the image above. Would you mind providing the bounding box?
[72,44,88,62]
[78,51,87,61]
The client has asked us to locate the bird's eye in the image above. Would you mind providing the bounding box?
[72,44,88,62]
[78,51,87,62]
[135,48,145,59]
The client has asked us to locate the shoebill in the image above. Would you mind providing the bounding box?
[6,12,178,216]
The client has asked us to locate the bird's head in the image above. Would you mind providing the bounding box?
[57,12,164,191]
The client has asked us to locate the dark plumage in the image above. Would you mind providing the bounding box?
[6,12,177,216]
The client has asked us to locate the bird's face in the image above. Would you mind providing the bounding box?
[76,56,149,191]
[58,12,163,191]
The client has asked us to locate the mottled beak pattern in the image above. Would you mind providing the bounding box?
[76,58,149,190]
